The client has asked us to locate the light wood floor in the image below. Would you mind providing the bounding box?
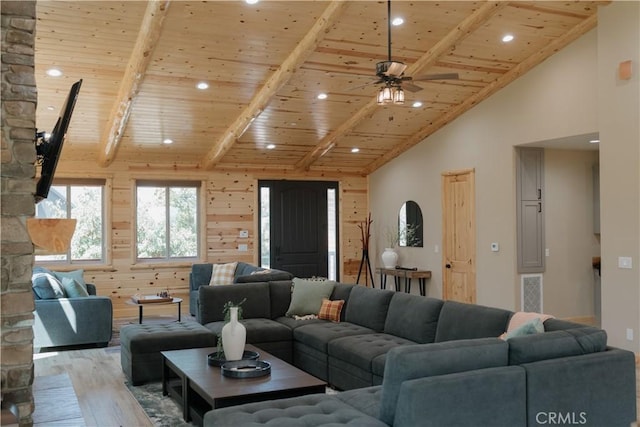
[33,318,640,427]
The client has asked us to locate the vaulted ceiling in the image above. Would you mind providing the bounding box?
[35,1,604,175]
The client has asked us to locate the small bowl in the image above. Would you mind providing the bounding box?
[207,350,260,367]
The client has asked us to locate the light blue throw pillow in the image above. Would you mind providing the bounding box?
[32,272,66,299]
[505,317,544,339]
[54,269,87,288]
[61,277,89,298]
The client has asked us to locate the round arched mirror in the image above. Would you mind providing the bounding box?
[398,200,423,247]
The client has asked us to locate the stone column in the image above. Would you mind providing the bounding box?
[1,1,37,425]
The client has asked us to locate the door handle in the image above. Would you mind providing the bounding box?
[445,263,452,269]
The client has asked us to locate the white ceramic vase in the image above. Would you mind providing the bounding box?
[381,247,399,268]
[221,306,246,361]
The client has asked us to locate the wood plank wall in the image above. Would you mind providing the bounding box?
[44,157,369,320]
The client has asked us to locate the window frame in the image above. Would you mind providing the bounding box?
[34,177,109,266]
[133,179,203,264]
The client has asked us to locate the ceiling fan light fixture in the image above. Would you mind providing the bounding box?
[393,86,405,104]
[377,84,404,105]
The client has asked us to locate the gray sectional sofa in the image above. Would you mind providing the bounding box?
[195,274,637,426]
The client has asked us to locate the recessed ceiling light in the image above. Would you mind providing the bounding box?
[246,0,259,4]
[502,34,514,43]
[317,93,328,100]
[163,138,173,144]
[392,17,404,26]
[351,147,360,153]
[196,82,209,90]
[46,105,55,111]
[266,144,276,150]
[46,68,62,77]
[589,139,600,144]
[412,101,423,108]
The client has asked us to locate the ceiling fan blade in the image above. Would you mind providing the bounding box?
[346,79,383,91]
[411,72,460,81]
[402,82,423,93]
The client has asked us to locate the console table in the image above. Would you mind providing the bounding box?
[376,268,432,296]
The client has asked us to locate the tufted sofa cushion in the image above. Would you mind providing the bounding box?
[202,394,389,427]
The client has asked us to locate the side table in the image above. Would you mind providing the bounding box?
[126,297,183,324]
[376,268,432,296]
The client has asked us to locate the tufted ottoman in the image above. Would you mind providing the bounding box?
[120,321,216,385]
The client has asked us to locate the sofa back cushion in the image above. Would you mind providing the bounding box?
[435,301,512,342]
[384,294,443,343]
[508,327,607,365]
[191,263,213,289]
[379,338,509,425]
[330,284,355,322]
[198,282,271,324]
[344,286,394,332]
[269,280,293,318]
[235,268,294,283]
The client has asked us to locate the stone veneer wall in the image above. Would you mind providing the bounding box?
[1,1,37,425]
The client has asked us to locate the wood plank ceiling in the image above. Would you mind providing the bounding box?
[34,1,604,175]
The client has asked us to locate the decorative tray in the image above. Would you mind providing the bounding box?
[207,350,260,367]
[221,360,271,378]
[131,295,172,304]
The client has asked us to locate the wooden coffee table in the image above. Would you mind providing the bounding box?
[161,345,326,426]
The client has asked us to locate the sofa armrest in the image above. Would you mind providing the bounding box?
[34,296,113,347]
[393,366,526,427]
[522,348,637,426]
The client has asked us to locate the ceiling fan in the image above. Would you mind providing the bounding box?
[364,0,459,104]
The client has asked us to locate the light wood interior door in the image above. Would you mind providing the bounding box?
[442,169,476,303]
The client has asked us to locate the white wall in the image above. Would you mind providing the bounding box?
[598,1,640,352]
[370,29,599,312]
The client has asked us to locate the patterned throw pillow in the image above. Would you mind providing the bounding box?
[208,262,238,285]
[318,298,344,323]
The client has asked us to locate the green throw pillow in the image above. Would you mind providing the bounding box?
[505,317,544,339]
[61,277,89,298]
[285,278,336,317]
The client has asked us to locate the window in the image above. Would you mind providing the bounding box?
[136,180,200,261]
[35,179,105,263]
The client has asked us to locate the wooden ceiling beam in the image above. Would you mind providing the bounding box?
[202,1,348,170]
[97,0,170,167]
[364,13,598,174]
[295,1,506,171]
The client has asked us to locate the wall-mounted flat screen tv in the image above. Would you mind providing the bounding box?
[35,79,82,203]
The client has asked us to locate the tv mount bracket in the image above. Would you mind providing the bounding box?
[34,130,49,164]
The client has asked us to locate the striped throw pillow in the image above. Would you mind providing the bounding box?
[318,298,344,323]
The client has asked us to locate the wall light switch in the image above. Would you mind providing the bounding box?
[239,230,249,238]
[618,257,632,269]
[626,328,634,341]
[434,245,439,253]
[545,248,550,257]
[490,243,499,252]
[238,244,248,252]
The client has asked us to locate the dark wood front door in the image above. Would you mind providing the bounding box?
[260,180,338,278]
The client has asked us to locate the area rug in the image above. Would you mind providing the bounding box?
[126,381,193,427]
